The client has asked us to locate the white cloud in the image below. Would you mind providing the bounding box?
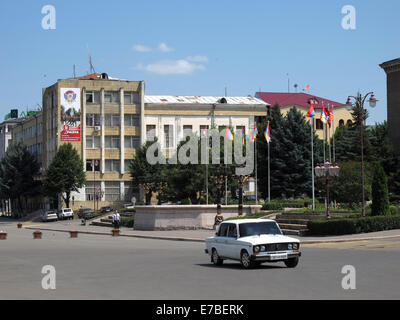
[135,59,205,75]
[158,42,174,52]
[133,44,152,52]
[186,55,209,63]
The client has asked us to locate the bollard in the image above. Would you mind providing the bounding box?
[70,231,78,238]
[17,223,22,229]
[111,229,120,237]
[0,232,7,240]
[33,230,42,239]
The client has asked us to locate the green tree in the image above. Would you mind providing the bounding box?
[128,139,166,205]
[43,143,86,208]
[0,141,41,216]
[371,163,390,216]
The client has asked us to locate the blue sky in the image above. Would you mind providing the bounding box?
[0,0,398,124]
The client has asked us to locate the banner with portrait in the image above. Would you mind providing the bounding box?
[60,88,81,141]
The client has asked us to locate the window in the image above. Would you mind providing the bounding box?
[124,136,140,149]
[239,222,282,237]
[124,159,132,172]
[105,160,120,172]
[316,119,323,130]
[200,125,209,138]
[164,125,173,148]
[227,224,238,238]
[146,125,156,141]
[105,181,120,201]
[124,91,139,104]
[86,135,100,148]
[105,136,120,148]
[124,114,140,126]
[86,114,101,126]
[86,91,100,104]
[347,120,352,126]
[236,125,245,136]
[217,224,229,237]
[86,159,100,172]
[105,114,120,126]
[85,181,95,201]
[104,91,119,104]
[339,119,345,126]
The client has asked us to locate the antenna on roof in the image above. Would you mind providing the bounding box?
[86,43,96,74]
[73,64,76,78]
[224,85,227,97]
[287,73,290,93]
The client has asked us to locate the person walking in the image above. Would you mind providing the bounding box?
[112,210,121,229]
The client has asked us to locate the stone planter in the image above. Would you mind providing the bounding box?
[70,231,78,238]
[0,232,7,240]
[111,229,120,237]
[17,223,22,229]
[33,230,42,239]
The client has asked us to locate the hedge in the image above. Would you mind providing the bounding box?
[262,199,314,210]
[120,216,134,228]
[307,215,400,236]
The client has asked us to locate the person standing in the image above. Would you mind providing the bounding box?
[112,210,121,229]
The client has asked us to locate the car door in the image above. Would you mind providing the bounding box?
[214,223,229,258]
[225,224,239,259]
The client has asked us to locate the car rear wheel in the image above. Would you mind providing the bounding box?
[240,251,255,269]
[211,249,223,266]
[284,257,299,268]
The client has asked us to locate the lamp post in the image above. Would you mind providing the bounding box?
[345,92,378,216]
[315,161,340,219]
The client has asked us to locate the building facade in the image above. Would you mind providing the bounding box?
[380,58,400,154]
[12,73,144,210]
[255,92,352,140]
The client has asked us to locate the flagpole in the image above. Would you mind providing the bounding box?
[255,136,258,205]
[311,117,315,210]
[323,121,326,162]
[332,112,336,162]
[268,130,271,203]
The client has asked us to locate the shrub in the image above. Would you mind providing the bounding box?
[180,198,191,205]
[262,199,314,210]
[307,215,400,236]
[371,163,390,216]
[120,216,134,228]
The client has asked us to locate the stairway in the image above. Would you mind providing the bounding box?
[90,212,134,228]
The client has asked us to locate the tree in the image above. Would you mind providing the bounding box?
[371,163,390,216]
[0,141,41,216]
[43,143,86,208]
[128,139,166,205]
[258,106,323,199]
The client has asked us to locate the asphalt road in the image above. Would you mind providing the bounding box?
[0,226,399,300]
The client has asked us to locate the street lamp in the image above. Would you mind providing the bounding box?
[315,161,340,219]
[345,92,378,216]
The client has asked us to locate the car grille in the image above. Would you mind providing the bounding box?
[265,243,289,251]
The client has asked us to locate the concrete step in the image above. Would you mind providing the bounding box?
[90,221,113,227]
[275,218,310,225]
[101,218,113,223]
[277,223,308,231]
[281,229,308,236]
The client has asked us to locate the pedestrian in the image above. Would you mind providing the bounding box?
[213,204,224,230]
[112,210,121,229]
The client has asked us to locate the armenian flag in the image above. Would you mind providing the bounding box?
[249,124,258,142]
[265,122,271,143]
[224,126,234,141]
[327,109,334,128]
[320,107,328,124]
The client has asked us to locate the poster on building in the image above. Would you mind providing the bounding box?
[60,88,81,141]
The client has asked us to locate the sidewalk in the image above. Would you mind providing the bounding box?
[18,220,400,244]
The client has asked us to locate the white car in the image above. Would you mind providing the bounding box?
[58,208,74,220]
[205,219,301,269]
[42,210,58,222]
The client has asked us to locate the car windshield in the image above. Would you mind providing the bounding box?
[239,222,282,237]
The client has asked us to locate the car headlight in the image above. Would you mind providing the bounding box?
[254,246,260,253]
[293,243,298,250]
[260,245,266,252]
[288,244,293,250]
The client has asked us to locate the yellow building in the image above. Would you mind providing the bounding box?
[12,73,144,211]
[255,92,353,139]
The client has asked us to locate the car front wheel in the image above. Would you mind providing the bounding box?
[284,257,299,268]
[240,251,254,269]
[211,249,223,266]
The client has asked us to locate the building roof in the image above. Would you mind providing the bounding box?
[65,73,128,81]
[144,95,268,106]
[255,92,344,109]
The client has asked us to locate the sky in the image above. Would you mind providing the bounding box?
[0,0,398,124]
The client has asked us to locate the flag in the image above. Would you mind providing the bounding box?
[265,122,271,143]
[201,127,207,137]
[305,84,310,91]
[249,124,258,142]
[328,109,334,128]
[306,103,316,118]
[241,127,245,145]
[320,107,328,124]
[224,126,233,141]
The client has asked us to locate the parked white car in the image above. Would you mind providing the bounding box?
[58,208,74,220]
[205,219,301,269]
[42,210,58,222]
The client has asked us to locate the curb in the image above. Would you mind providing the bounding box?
[22,226,400,244]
